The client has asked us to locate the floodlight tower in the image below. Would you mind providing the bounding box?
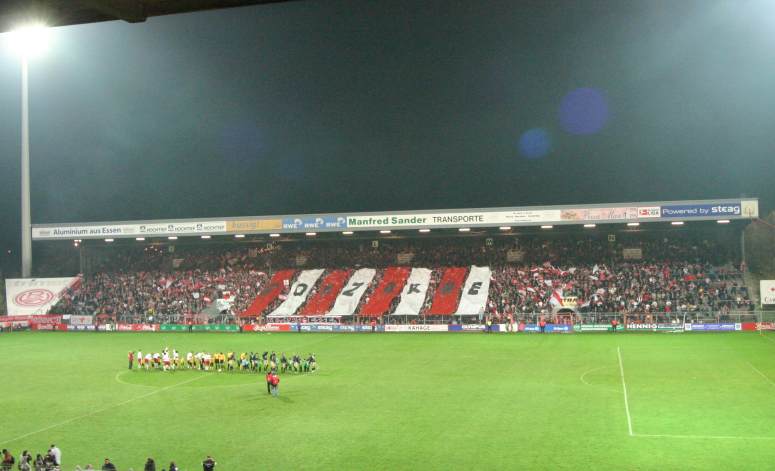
[7,24,50,278]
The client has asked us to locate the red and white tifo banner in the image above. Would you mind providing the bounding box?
[5,277,80,316]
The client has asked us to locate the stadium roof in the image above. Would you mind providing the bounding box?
[30,198,759,240]
[0,0,298,33]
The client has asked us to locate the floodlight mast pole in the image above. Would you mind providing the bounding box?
[21,55,32,278]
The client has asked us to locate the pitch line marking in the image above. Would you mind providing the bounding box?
[1,374,206,444]
[617,346,634,436]
[635,433,775,440]
[114,370,158,388]
[579,366,608,386]
[748,362,775,389]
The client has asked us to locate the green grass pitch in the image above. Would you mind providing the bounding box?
[2,331,775,470]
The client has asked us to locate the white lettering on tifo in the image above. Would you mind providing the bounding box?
[393,268,431,315]
[268,269,324,317]
[328,268,376,316]
[455,266,491,316]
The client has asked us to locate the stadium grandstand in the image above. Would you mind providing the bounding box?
[12,198,759,328]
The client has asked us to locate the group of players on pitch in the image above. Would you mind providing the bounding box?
[128,348,317,374]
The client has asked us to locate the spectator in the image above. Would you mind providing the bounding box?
[33,454,44,471]
[48,445,60,468]
[1,449,14,471]
[18,451,31,471]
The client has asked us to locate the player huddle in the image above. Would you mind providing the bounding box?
[129,348,317,374]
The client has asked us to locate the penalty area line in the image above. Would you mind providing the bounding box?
[617,346,634,436]
[748,362,775,389]
[1,374,206,444]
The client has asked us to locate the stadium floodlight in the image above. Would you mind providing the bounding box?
[201,235,211,239]
[671,221,684,226]
[499,226,511,231]
[458,228,470,232]
[168,236,178,240]
[717,220,730,224]
[7,23,51,278]
[269,233,280,237]
[418,229,431,233]
[583,224,596,228]
[104,238,114,243]
[540,225,553,229]
[627,222,640,227]
[7,24,50,58]
[342,231,354,235]
[306,232,317,236]
[135,237,145,241]
[234,234,245,238]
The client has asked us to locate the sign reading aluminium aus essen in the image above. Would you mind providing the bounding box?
[31,221,228,240]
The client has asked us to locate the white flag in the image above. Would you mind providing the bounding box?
[393,268,432,315]
[329,268,376,316]
[455,266,491,315]
[268,269,324,317]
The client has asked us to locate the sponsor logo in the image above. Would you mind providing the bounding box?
[225,219,282,232]
[282,216,347,230]
[14,289,54,307]
[637,206,660,218]
[661,203,742,218]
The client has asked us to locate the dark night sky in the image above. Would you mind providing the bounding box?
[1,0,774,273]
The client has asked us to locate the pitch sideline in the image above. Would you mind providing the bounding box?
[617,346,634,436]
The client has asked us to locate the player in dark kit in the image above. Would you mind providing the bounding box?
[202,455,216,471]
[128,351,134,370]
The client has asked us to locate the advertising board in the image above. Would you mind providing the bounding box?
[519,324,574,333]
[661,203,741,219]
[282,216,348,230]
[383,324,448,332]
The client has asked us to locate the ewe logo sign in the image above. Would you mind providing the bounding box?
[761,280,775,306]
[282,216,347,230]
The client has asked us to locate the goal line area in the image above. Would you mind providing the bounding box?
[616,343,775,441]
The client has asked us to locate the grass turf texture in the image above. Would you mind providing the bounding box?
[2,331,775,470]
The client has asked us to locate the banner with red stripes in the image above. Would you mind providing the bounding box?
[240,269,295,317]
[360,267,411,317]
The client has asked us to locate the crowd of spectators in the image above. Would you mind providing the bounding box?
[44,231,751,322]
[2,444,60,471]
[1,445,196,471]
